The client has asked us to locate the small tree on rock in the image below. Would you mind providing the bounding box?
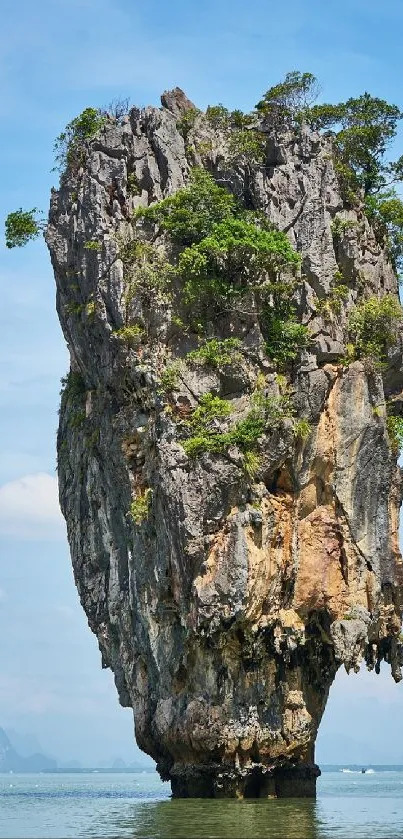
[5,208,44,249]
[255,71,320,126]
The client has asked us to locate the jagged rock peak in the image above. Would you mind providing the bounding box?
[160,87,196,117]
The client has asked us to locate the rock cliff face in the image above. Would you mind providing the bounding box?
[47,89,403,798]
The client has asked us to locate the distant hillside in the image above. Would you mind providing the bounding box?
[0,727,57,772]
[5,727,45,758]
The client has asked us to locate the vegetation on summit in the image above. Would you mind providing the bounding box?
[6,71,403,270]
[4,71,403,454]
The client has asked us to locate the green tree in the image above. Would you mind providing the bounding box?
[301,103,345,132]
[205,104,230,129]
[348,295,402,364]
[137,168,305,362]
[386,414,403,454]
[135,168,236,245]
[227,129,266,164]
[365,190,403,276]
[54,107,107,173]
[187,338,242,368]
[335,94,402,194]
[305,93,403,195]
[262,308,310,364]
[5,208,44,248]
[178,216,301,304]
[255,71,320,126]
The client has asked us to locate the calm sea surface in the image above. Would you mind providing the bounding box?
[1,769,403,838]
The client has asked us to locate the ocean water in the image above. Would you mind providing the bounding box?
[1,768,403,838]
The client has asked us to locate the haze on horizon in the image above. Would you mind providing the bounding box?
[1,0,403,769]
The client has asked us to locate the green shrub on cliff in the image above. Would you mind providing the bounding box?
[182,392,234,457]
[204,105,254,131]
[365,190,403,277]
[182,389,294,459]
[187,338,242,368]
[293,417,312,441]
[135,168,236,245]
[136,169,305,361]
[60,370,86,402]
[176,107,201,140]
[59,370,87,431]
[227,129,266,164]
[348,295,402,364]
[242,450,261,478]
[315,282,349,319]
[230,110,255,129]
[188,392,233,432]
[53,107,107,173]
[178,215,301,304]
[206,104,230,129]
[182,413,266,458]
[119,238,175,307]
[113,324,144,347]
[53,101,129,176]
[128,488,152,525]
[158,361,183,393]
[262,309,310,364]
[386,414,403,454]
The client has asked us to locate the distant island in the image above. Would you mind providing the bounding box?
[42,766,156,774]
[0,727,57,772]
[0,726,155,773]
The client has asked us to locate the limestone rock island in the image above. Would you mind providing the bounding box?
[46,86,403,798]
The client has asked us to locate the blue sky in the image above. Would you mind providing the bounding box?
[1,0,403,765]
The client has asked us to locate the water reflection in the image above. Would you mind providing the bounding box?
[92,797,320,838]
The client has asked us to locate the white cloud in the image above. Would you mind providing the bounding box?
[0,473,65,541]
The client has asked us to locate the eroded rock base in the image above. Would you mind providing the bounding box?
[170,763,320,799]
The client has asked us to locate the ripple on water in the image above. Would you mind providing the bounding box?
[1,771,403,838]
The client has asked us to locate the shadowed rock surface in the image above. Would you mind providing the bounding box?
[47,88,403,798]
